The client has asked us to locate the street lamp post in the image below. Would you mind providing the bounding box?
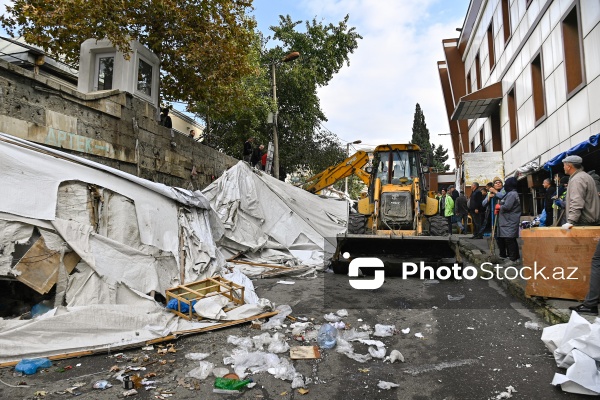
[271,51,300,179]
[345,140,362,195]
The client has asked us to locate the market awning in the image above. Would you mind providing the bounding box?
[451,81,502,120]
[543,133,600,170]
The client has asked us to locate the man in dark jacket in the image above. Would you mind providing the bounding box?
[454,191,469,234]
[243,137,254,163]
[469,182,484,239]
[542,178,555,226]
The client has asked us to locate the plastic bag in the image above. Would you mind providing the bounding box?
[267,333,290,354]
[186,361,214,380]
[15,358,52,375]
[373,324,396,337]
[214,377,252,390]
[539,209,547,226]
[261,305,292,330]
[185,352,210,361]
[377,380,400,389]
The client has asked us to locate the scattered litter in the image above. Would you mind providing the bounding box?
[359,324,372,331]
[212,368,229,378]
[495,385,517,399]
[386,349,405,363]
[339,328,370,342]
[447,294,465,301]
[373,324,396,337]
[331,321,346,330]
[92,380,112,390]
[358,339,386,359]
[467,327,475,330]
[142,345,154,351]
[123,389,138,397]
[214,377,252,390]
[186,361,214,380]
[298,388,309,395]
[290,322,312,335]
[432,306,438,310]
[423,279,439,284]
[317,323,338,349]
[401,327,410,334]
[357,318,363,322]
[262,305,293,330]
[185,352,211,361]
[290,346,321,360]
[291,374,307,388]
[377,380,400,389]
[414,332,424,339]
[15,358,52,375]
[213,388,241,394]
[524,321,541,330]
[336,338,372,363]
[323,313,341,322]
[277,280,295,285]
[358,368,370,373]
[336,309,349,317]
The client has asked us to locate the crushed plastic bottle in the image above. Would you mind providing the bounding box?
[214,377,252,391]
[317,323,338,349]
[524,321,541,330]
[15,358,52,375]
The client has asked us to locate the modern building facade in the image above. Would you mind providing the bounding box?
[438,0,600,201]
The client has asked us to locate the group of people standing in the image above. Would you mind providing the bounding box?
[243,137,268,171]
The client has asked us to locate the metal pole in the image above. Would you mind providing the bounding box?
[271,63,280,179]
[345,143,350,195]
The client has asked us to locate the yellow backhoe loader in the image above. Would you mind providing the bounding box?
[304,144,460,273]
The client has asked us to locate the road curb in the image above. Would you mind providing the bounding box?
[457,238,570,324]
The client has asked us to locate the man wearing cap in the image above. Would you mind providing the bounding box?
[561,155,600,228]
[561,155,600,314]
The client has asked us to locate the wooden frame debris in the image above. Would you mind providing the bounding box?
[165,276,245,320]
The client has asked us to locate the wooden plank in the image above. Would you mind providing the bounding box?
[521,227,600,300]
[14,236,81,294]
[0,311,278,368]
[290,345,321,360]
[228,260,293,269]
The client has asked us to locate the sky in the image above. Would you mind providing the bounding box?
[252,0,470,165]
[0,0,471,166]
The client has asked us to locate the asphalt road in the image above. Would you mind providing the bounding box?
[0,271,584,400]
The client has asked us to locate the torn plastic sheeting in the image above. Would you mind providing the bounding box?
[542,311,600,395]
[0,220,34,275]
[0,302,216,363]
[336,338,372,363]
[193,295,229,320]
[202,162,347,269]
[222,269,260,305]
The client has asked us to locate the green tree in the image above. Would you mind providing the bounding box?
[201,15,362,176]
[431,143,450,172]
[0,0,260,118]
[410,103,434,168]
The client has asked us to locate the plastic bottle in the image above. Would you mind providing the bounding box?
[317,323,338,349]
[14,358,52,375]
[214,377,252,391]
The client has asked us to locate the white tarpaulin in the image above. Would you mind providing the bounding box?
[542,311,600,395]
[0,133,235,362]
[202,161,348,273]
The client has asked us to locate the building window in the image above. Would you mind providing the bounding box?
[507,87,518,145]
[487,22,495,70]
[466,71,472,94]
[137,58,153,97]
[531,52,546,122]
[475,52,482,90]
[562,3,585,96]
[502,0,511,45]
[94,53,114,91]
[479,128,485,152]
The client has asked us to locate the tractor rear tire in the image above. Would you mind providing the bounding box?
[348,213,367,234]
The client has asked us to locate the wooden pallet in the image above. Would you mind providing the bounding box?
[165,276,245,320]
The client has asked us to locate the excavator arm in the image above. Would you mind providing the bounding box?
[303,151,370,194]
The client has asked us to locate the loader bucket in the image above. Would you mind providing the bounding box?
[331,233,461,275]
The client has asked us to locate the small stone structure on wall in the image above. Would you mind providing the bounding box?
[0,57,237,190]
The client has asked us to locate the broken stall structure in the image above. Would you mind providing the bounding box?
[0,133,347,364]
